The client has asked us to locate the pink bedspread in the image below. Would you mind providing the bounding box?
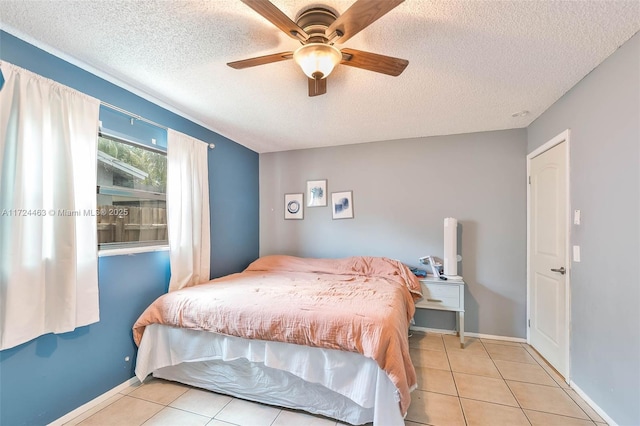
[133,255,422,414]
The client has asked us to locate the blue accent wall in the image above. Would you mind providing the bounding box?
[1,253,170,425]
[0,30,259,425]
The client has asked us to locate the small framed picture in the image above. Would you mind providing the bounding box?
[331,191,354,219]
[284,193,304,220]
[306,179,327,207]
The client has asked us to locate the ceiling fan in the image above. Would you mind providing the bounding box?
[227,0,409,97]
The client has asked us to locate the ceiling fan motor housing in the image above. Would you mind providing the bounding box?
[295,6,339,44]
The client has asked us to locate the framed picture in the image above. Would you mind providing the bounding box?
[284,193,304,220]
[331,191,354,219]
[306,179,327,207]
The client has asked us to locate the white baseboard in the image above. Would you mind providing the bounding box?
[464,331,527,343]
[569,381,617,426]
[48,376,140,426]
[409,326,526,343]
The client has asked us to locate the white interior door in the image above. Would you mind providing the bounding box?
[529,138,569,378]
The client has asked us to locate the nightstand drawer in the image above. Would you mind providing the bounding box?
[415,281,462,310]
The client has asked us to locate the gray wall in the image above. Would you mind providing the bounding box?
[527,32,639,426]
[260,129,527,338]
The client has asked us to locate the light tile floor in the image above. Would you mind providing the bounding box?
[63,332,608,426]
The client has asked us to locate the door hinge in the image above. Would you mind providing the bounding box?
[528,176,531,184]
[528,319,531,327]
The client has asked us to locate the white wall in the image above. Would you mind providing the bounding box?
[260,129,528,338]
[527,32,639,426]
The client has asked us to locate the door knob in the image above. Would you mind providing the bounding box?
[550,267,566,275]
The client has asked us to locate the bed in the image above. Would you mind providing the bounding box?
[133,255,422,425]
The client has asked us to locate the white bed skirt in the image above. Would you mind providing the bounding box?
[135,324,405,425]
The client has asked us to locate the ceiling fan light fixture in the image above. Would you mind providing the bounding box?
[293,43,342,79]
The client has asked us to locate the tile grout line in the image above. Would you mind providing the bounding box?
[267,408,284,426]
[441,334,469,426]
[487,342,559,385]
[479,339,533,426]
[457,395,533,411]
[62,394,126,426]
[507,344,598,424]
[211,396,235,421]
[522,345,569,388]
[410,332,461,426]
[156,380,277,425]
[122,392,174,407]
[76,394,165,426]
[147,404,216,423]
[559,387,605,424]
[445,354,565,385]
[119,381,241,425]
[115,394,170,425]
[522,407,599,424]
[519,345,598,422]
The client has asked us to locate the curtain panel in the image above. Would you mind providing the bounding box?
[0,61,100,350]
[167,129,210,291]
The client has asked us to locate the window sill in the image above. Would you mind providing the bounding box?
[98,245,169,257]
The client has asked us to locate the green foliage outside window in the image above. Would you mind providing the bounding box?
[98,136,166,193]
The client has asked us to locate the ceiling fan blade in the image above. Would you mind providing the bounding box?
[326,0,404,44]
[227,52,293,69]
[241,0,309,41]
[340,48,408,76]
[308,77,327,97]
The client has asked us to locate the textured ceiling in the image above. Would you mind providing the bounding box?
[1,1,639,153]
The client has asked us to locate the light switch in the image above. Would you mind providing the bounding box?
[573,245,581,262]
[574,209,581,225]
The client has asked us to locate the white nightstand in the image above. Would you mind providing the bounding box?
[415,277,466,348]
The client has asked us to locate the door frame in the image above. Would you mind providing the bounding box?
[526,129,571,382]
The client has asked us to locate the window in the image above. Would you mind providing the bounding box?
[97,135,167,250]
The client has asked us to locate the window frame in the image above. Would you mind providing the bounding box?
[96,132,168,253]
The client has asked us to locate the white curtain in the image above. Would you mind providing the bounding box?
[0,62,100,350]
[167,129,210,291]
